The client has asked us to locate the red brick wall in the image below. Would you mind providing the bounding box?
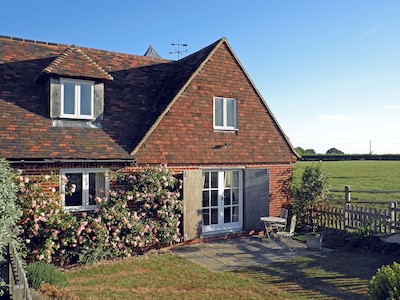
[163,163,293,217]
[265,163,292,216]
[134,42,297,165]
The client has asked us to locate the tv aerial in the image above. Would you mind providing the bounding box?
[169,39,188,60]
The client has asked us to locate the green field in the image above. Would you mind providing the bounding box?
[295,160,400,207]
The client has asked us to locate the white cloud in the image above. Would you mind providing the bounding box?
[361,26,378,37]
[318,114,354,122]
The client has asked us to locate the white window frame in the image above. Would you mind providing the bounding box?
[61,168,109,211]
[213,97,238,131]
[60,78,94,119]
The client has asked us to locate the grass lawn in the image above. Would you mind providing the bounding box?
[62,246,397,300]
[296,161,400,207]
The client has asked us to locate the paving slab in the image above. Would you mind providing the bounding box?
[172,235,331,272]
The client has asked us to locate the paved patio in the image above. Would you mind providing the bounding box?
[172,235,331,272]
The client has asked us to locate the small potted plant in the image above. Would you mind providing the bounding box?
[305,224,323,251]
[289,162,329,251]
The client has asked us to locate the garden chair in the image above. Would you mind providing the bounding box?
[276,215,297,252]
[271,208,288,232]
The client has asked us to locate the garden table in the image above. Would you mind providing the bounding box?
[260,216,286,239]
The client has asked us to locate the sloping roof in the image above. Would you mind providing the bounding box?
[0,35,297,162]
[131,37,299,159]
[41,45,114,81]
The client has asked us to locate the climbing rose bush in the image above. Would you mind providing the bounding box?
[16,165,183,265]
[15,172,78,264]
[114,165,183,246]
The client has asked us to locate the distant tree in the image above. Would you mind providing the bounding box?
[304,149,316,155]
[326,148,344,155]
[295,147,305,156]
[295,147,316,156]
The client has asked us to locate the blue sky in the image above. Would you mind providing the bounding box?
[2,0,399,154]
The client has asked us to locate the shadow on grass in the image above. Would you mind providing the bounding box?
[235,248,397,300]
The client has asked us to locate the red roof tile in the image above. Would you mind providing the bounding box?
[42,46,114,81]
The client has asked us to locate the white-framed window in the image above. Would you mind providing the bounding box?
[61,78,94,119]
[61,169,109,211]
[213,97,238,130]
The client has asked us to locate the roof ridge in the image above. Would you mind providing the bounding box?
[0,34,67,47]
[0,34,172,63]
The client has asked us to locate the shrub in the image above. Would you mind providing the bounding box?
[113,165,183,246]
[289,162,330,229]
[26,261,67,290]
[15,172,79,265]
[0,158,22,297]
[16,165,183,266]
[369,262,400,300]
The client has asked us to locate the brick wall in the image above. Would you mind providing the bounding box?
[159,163,293,217]
[134,42,297,166]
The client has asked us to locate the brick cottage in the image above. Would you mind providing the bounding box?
[0,35,298,240]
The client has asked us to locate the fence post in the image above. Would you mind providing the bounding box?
[345,185,351,205]
[344,185,351,230]
[390,202,397,233]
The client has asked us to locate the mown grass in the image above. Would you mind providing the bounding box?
[62,247,396,300]
[296,161,400,207]
[63,251,295,300]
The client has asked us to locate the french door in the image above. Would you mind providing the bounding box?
[202,170,243,233]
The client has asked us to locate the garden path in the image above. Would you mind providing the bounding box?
[172,235,332,272]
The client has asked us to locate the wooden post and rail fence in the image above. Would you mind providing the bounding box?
[312,186,400,234]
[3,228,32,300]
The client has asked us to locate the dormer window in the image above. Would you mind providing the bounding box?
[49,77,104,122]
[61,78,94,119]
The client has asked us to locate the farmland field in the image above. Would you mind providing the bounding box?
[295,160,400,207]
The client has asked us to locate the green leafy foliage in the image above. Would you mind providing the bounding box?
[0,159,21,296]
[25,261,67,290]
[289,162,330,228]
[369,262,400,300]
[16,173,78,264]
[16,165,183,266]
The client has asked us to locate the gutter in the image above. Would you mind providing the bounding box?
[8,159,136,165]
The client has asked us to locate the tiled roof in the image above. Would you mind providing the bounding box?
[0,35,219,161]
[41,46,114,81]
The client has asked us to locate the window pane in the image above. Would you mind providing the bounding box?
[63,82,75,115]
[89,173,105,206]
[227,99,237,128]
[232,206,239,222]
[224,189,231,205]
[203,209,210,225]
[211,190,218,206]
[224,207,231,223]
[202,190,209,207]
[232,171,239,187]
[65,173,82,206]
[203,172,209,189]
[232,188,239,204]
[80,84,92,116]
[211,208,218,224]
[210,172,218,188]
[224,172,231,188]
[214,98,223,126]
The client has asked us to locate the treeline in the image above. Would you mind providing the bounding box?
[300,154,400,161]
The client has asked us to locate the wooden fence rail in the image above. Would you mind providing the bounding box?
[7,229,32,300]
[313,186,400,234]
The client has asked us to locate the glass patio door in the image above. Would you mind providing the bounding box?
[202,170,243,233]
